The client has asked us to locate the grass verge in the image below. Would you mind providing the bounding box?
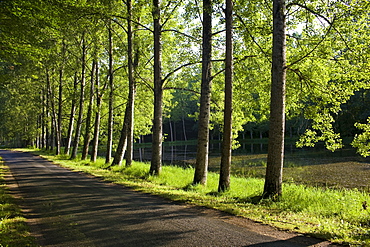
[19,149,370,246]
[0,158,36,247]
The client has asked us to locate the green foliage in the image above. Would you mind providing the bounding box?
[352,117,370,157]
[1,0,370,154]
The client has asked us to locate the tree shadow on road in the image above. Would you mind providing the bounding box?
[245,235,343,247]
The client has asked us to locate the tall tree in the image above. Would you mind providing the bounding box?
[56,67,63,155]
[112,0,134,165]
[64,72,78,155]
[125,15,138,167]
[90,61,102,162]
[111,0,137,167]
[106,21,115,164]
[55,40,67,155]
[149,0,163,175]
[70,34,87,160]
[218,0,233,192]
[263,0,286,198]
[193,0,213,185]
[45,69,55,151]
[81,60,96,160]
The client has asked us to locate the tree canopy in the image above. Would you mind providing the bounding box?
[1,0,369,194]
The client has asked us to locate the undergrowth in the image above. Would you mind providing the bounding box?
[17,149,370,246]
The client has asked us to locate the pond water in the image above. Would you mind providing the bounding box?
[133,140,351,164]
[133,140,370,191]
[133,141,269,163]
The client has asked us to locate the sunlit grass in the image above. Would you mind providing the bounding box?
[0,162,36,246]
[15,149,370,245]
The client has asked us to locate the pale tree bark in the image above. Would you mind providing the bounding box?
[149,0,163,175]
[263,0,286,198]
[91,62,101,163]
[182,116,187,141]
[218,0,233,192]
[125,0,137,167]
[64,73,78,155]
[70,35,86,160]
[194,0,212,185]
[81,60,96,160]
[46,69,55,151]
[106,23,114,164]
[56,41,65,155]
[56,68,63,155]
[41,91,46,149]
[111,0,136,167]
[42,92,47,149]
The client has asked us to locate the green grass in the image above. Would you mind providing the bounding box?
[11,149,370,246]
[0,160,37,247]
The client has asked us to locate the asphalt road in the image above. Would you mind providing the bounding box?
[0,150,337,247]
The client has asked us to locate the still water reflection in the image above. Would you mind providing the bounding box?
[133,142,268,163]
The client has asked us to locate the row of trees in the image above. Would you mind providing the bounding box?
[1,0,369,197]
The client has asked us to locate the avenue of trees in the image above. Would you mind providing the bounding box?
[0,0,369,197]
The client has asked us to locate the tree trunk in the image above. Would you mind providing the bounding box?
[91,62,101,163]
[41,91,46,149]
[64,73,78,155]
[169,121,173,142]
[149,0,163,175]
[125,2,137,167]
[105,23,114,164]
[218,0,233,192]
[193,0,212,185]
[182,116,187,141]
[81,60,96,160]
[55,69,63,155]
[50,116,55,151]
[70,35,86,160]
[263,0,286,198]
[111,0,136,167]
[46,69,56,152]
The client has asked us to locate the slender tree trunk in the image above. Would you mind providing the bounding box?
[41,89,46,149]
[36,114,41,148]
[45,75,50,150]
[46,69,56,152]
[51,77,59,154]
[263,0,286,198]
[106,23,114,164]
[50,118,55,151]
[81,60,96,160]
[125,0,136,167]
[111,0,136,167]
[91,62,101,163]
[173,121,177,142]
[182,116,187,141]
[56,68,63,155]
[149,0,163,175]
[64,73,78,155]
[56,42,65,154]
[194,0,212,185]
[218,0,233,192]
[70,35,86,160]
[169,121,173,142]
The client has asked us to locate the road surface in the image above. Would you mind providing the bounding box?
[0,150,337,247]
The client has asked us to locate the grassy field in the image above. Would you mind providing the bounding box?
[0,158,36,246]
[18,148,369,246]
